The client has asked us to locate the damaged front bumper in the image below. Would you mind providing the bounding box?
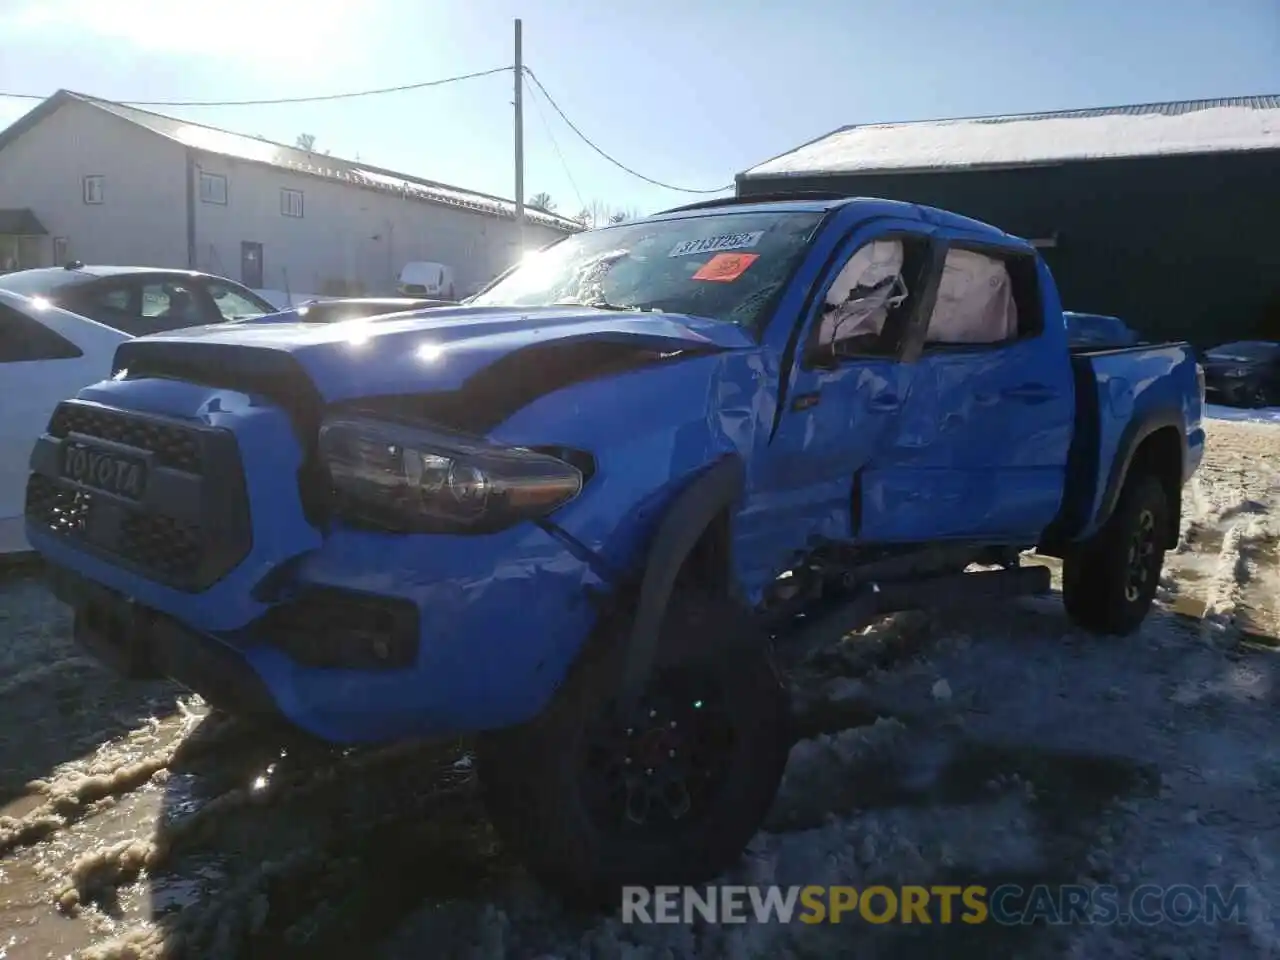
[40,523,607,743]
[25,391,608,744]
[50,566,283,722]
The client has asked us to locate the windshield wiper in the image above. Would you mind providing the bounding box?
[550,298,635,312]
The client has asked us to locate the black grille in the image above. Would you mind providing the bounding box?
[27,476,206,582]
[25,402,252,591]
[48,403,202,472]
[25,474,91,538]
[119,512,203,579]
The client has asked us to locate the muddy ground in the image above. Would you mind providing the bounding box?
[1,418,1278,959]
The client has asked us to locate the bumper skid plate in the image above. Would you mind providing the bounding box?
[51,566,281,721]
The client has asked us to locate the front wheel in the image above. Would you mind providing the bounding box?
[476,593,791,907]
[1063,473,1170,636]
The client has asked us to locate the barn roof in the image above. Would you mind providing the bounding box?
[741,95,1280,180]
[0,90,580,232]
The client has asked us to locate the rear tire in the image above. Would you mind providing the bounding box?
[1062,472,1170,636]
[476,592,791,908]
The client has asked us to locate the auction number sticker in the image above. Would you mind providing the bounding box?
[669,231,765,258]
[692,253,759,282]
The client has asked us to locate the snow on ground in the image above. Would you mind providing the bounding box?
[0,419,1278,959]
[1206,403,1280,425]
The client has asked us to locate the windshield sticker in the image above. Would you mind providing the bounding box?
[669,231,765,258]
[692,252,759,282]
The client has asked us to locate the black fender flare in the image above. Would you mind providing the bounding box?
[1094,409,1185,545]
[618,455,745,707]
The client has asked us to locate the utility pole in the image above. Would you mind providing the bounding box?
[513,18,525,248]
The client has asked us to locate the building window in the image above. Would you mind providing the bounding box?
[281,188,304,218]
[199,171,228,205]
[83,175,104,204]
[52,237,68,266]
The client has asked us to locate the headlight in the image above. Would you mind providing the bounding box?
[318,416,586,533]
[1225,367,1250,378]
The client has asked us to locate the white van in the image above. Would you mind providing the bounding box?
[397,261,456,300]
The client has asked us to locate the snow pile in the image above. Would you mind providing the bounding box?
[1205,403,1280,425]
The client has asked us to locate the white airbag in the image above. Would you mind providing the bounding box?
[819,239,904,344]
[926,249,1017,343]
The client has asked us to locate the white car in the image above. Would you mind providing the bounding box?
[0,289,129,554]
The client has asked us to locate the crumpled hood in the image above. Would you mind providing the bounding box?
[114,305,755,403]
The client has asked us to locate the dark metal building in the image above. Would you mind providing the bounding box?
[737,97,1280,346]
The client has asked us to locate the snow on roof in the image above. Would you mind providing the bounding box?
[742,96,1280,179]
[45,92,580,232]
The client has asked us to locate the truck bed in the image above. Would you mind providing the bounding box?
[1047,340,1203,546]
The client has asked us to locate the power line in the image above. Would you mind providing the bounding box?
[0,66,511,107]
[0,58,736,196]
[522,68,733,196]
[524,73,586,213]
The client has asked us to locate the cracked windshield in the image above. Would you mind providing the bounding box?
[470,211,824,330]
[0,1,1277,959]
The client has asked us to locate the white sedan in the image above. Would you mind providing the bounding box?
[0,289,129,554]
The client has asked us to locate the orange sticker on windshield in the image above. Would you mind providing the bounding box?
[692,252,759,282]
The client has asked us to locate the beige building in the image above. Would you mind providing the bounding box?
[0,89,577,298]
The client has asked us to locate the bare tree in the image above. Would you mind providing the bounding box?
[567,201,643,230]
[294,133,330,155]
[587,199,610,229]
[528,192,555,212]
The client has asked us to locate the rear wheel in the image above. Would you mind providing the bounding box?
[1063,472,1170,636]
[476,592,791,907]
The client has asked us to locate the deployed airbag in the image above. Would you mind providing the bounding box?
[926,249,1018,344]
[819,239,905,345]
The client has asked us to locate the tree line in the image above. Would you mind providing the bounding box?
[529,193,637,229]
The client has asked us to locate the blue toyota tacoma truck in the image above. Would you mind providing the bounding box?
[24,196,1204,903]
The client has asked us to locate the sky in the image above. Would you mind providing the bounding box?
[0,0,1277,220]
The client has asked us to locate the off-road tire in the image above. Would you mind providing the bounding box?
[476,591,792,908]
[1062,472,1170,636]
